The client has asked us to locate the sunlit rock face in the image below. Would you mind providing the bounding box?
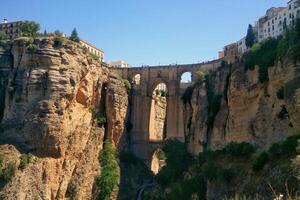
[183,61,300,155]
[0,38,129,199]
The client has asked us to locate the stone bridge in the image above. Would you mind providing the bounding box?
[111,60,222,165]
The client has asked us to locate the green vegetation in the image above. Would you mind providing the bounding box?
[156,139,191,187]
[243,18,300,82]
[19,153,33,170]
[89,52,100,61]
[53,36,64,48]
[156,149,166,160]
[2,162,16,182]
[54,30,64,37]
[0,154,16,184]
[207,90,222,135]
[252,151,269,171]
[224,142,255,157]
[69,28,80,42]
[27,43,38,53]
[0,31,6,41]
[123,79,131,92]
[20,21,40,38]
[245,24,256,48]
[97,141,119,200]
[195,69,205,84]
[243,38,278,82]
[96,116,107,127]
[150,135,300,199]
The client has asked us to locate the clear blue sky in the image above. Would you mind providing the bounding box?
[2,0,287,66]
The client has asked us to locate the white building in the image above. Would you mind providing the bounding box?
[80,39,104,62]
[108,60,131,68]
[237,37,248,54]
[257,0,300,42]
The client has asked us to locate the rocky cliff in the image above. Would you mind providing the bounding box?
[184,60,300,155]
[0,37,129,199]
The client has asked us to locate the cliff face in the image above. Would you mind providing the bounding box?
[0,38,129,199]
[185,61,300,155]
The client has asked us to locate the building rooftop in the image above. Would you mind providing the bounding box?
[79,38,104,53]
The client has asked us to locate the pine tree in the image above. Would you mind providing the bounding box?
[44,29,47,36]
[69,28,80,42]
[245,24,255,48]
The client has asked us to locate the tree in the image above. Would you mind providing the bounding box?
[20,21,40,37]
[43,29,47,36]
[69,28,80,42]
[245,24,255,48]
[0,31,6,41]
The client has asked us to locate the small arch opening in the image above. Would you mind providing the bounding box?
[131,74,141,85]
[180,72,192,89]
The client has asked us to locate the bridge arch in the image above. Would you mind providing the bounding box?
[110,60,222,162]
[180,71,193,89]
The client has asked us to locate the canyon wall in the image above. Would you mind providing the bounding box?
[184,61,300,155]
[0,38,129,199]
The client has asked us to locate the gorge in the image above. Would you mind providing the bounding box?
[0,24,300,199]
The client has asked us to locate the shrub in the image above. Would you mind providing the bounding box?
[27,43,37,53]
[195,69,205,84]
[97,141,119,200]
[198,149,223,164]
[53,36,64,47]
[243,38,278,82]
[97,116,107,127]
[3,162,16,181]
[0,31,6,41]
[224,142,255,157]
[123,79,131,92]
[89,53,100,61]
[202,162,233,182]
[20,21,40,37]
[268,135,300,157]
[19,153,32,170]
[276,87,284,100]
[252,151,269,172]
[54,30,64,37]
[207,91,222,134]
[156,139,190,186]
[156,149,166,160]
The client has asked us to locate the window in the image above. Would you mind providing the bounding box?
[268,28,270,32]
[272,25,274,30]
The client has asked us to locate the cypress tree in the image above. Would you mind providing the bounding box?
[245,24,255,48]
[70,28,80,42]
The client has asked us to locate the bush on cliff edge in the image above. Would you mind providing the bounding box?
[97,141,119,200]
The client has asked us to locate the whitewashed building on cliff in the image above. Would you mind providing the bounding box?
[257,0,300,41]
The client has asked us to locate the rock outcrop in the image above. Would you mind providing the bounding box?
[0,37,129,199]
[184,61,300,155]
